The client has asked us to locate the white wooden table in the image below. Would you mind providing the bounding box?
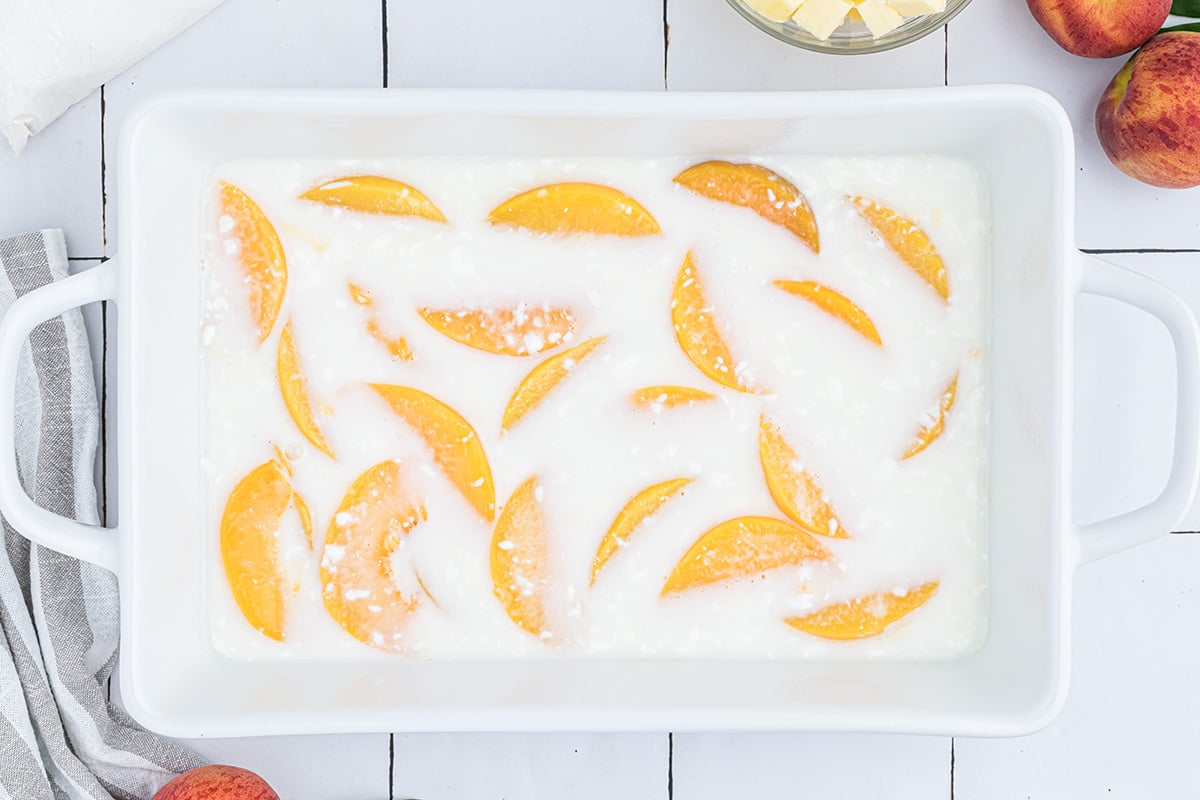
[4,0,1199,796]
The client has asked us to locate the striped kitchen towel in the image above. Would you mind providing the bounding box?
[0,230,202,799]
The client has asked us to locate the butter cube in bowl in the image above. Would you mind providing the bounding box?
[728,0,969,53]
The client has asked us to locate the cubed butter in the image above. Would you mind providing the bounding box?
[885,0,945,16]
[745,0,805,21]
[791,0,855,40]
[856,0,904,36]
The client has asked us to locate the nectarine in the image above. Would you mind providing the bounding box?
[1027,0,1169,58]
[1096,32,1200,189]
[152,765,279,800]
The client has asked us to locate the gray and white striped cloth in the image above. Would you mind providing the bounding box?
[0,230,202,799]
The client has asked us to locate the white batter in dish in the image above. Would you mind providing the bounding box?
[202,154,990,661]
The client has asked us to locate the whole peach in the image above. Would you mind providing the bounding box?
[1027,0,1170,58]
[152,765,279,800]
[1096,32,1200,189]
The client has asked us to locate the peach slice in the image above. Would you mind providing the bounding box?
[419,305,576,357]
[320,460,427,652]
[220,456,310,640]
[773,280,882,346]
[674,161,819,253]
[277,322,335,459]
[662,516,832,596]
[672,253,757,394]
[349,283,413,361]
[630,385,716,409]
[414,570,442,609]
[850,197,949,301]
[272,444,315,547]
[487,182,661,237]
[591,477,691,585]
[217,182,287,344]
[491,477,549,637]
[758,416,848,538]
[300,175,447,223]
[370,384,496,520]
[784,581,939,640]
[294,490,314,549]
[903,374,958,459]
[502,336,606,431]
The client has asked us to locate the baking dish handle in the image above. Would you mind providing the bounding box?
[1075,253,1200,564]
[0,260,119,574]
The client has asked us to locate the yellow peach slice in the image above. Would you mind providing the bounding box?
[270,443,314,549]
[502,336,606,431]
[591,477,691,585]
[320,460,427,652]
[630,385,716,409]
[662,516,832,596]
[758,416,848,538]
[348,283,373,306]
[300,175,447,223]
[850,196,949,301]
[367,319,414,361]
[220,457,309,640]
[218,182,287,344]
[419,305,576,357]
[903,374,958,459]
[277,322,335,459]
[349,283,413,361]
[773,280,882,346]
[487,182,661,237]
[370,384,496,520]
[784,581,939,640]
[491,477,549,637]
[294,490,314,549]
[674,161,819,253]
[414,570,442,609]
[672,252,757,394]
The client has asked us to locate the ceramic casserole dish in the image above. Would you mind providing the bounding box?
[0,87,1197,738]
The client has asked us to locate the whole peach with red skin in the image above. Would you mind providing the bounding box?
[1027,0,1170,57]
[151,765,279,800]
[1096,32,1200,189]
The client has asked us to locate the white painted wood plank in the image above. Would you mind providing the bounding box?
[0,93,103,257]
[958,250,1200,796]
[181,734,391,800]
[954,533,1200,798]
[392,733,669,799]
[100,3,388,795]
[101,0,383,254]
[666,0,945,89]
[673,733,949,798]
[388,0,666,89]
[1070,252,1200,532]
[947,0,1200,250]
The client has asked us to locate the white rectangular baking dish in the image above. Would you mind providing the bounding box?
[0,87,1197,738]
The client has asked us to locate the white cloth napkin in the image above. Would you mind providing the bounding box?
[0,230,203,799]
[0,0,224,153]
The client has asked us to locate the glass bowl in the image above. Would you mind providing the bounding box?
[725,0,972,54]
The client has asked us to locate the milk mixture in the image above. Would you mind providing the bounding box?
[203,155,990,661]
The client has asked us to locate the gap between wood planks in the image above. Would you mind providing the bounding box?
[949,738,956,798]
[667,732,674,799]
[663,0,670,89]
[382,0,389,88]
